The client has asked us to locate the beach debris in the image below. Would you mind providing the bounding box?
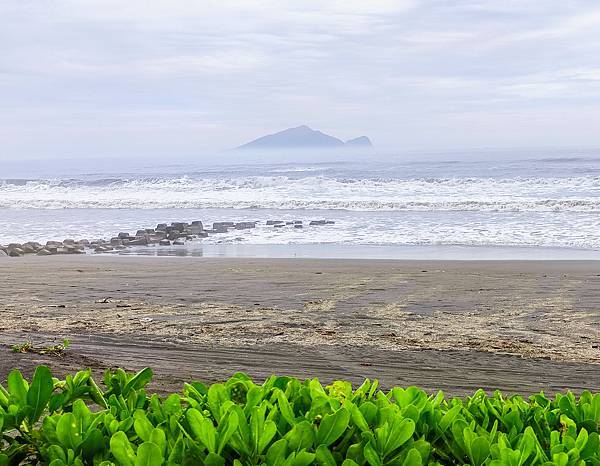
[38,339,71,356]
[10,339,70,356]
[10,341,33,353]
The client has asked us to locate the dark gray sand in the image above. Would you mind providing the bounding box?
[1,256,600,395]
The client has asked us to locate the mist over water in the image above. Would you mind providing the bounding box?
[2,150,600,252]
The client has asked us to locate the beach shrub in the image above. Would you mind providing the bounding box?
[1,367,600,465]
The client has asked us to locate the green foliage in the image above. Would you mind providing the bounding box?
[10,341,33,353]
[39,339,71,356]
[1,367,600,465]
[10,339,71,356]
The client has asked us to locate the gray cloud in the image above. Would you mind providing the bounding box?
[0,0,599,159]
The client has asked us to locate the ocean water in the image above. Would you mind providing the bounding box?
[2,152,600,258]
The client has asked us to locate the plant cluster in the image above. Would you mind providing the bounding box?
[10,340,71,356]
[1,366,599,465]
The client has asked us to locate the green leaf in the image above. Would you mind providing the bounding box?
[382,418,415,457]
[575,428,588,451]
[266,438,288,466]
[277,389,296,426]
[552,452,569,466]
[7,369,28,406]
[309,379,327,400]
[208,383,229,419]
[450,419,467,453]
[517,427,536,463]
[580,432,600,459]
[134,416,154,442]
[346,401,370,433]
[150,428,166,456]
[368,380,379,400]
[204,452,226,466]
[134,442,163,466]
[56,412,83,450]
[293,450,316,466]
[469,436,490,466]
[363,440,382,466]
[186,408,217,453]
[359,402,378,425]
[0,383,9,407]
[402,448,422,466]
[167,436,185,464]
[49,460,67,466]
[123,368,153,396]
[315,445,336,466]
[26,365,54,424]
[217,410,239,454]
[316,407,350,446]
[244,386,264,414]
[249,402,277,454]
[258,420,277,454]
[285,421,315,451]
[80,428,105,459]
[393,387,423,409]
[47,445,68,463]
[72,399,91,430]
[110,431,135,466]
[438,404,461,433]
[410,439,430,464]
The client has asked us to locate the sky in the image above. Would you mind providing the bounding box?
[1,0,600,159]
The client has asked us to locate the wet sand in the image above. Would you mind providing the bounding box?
[1,256,600,395]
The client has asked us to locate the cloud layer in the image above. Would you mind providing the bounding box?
[1,0,599,158]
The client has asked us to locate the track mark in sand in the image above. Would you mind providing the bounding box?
[4,261,600,368]
[360,281,600,364]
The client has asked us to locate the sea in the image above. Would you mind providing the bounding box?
[2,149,600,260]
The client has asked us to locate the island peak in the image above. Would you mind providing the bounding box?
[235,126,373,150]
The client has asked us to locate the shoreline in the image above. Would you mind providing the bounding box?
[113,243,600,260]
[3,209,600,259]
[4,242,600,261]
[2,256,600,394]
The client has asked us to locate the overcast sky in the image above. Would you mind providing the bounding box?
[1,0,600,159]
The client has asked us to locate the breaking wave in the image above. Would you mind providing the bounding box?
[1,175,600,212]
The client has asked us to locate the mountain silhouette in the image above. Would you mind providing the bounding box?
[236,125,372,150]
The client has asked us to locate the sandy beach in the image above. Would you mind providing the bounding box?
[1,255,600,395]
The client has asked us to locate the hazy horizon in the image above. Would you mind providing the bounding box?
[1,0,600,161]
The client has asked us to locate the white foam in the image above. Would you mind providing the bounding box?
[2,172,600,250]
[1,207,599,250]
[1,175,600,212]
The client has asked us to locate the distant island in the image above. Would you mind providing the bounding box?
[235,125,373,150]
